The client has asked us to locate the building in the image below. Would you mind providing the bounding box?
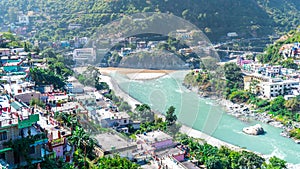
[227,32,238,37]
[0,49,10,57]
[2,59,23,72]
[73,48,96,65]
[244,73,300,98]
[97,109,130,129]
[94,132,136,159]
[68,24,82,30]
[17,14,30,25]
[119,48,132,57]
[265,65,282,77]
[37,115,73,162]
[260,79,299,98]
[136,131,174,151]
[179,48,193,56]
[11,48,24,54]
[242,63,264,73]
[281,68,296,76]
[244,74,270,94]
[0,98,47,168]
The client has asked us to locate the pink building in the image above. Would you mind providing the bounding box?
[136,131,174,150]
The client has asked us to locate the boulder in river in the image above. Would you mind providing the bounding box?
[243,124,265,135]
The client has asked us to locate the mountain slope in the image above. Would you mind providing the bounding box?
[0,0,300,42]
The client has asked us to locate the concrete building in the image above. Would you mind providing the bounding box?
[97,109,130,128]
[0,49,10,57]
[0,98,47,168]
[244,74,300,98]
[94,133,136,159]
[244,74,269,94]
[68,24,82,30]
[73,48,96,65]
[17,14,29,25]
[37,114,73,162]
[265,65,282,77]
[260,79,299,98]
[136,131,174,151]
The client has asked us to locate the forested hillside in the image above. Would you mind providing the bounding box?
[0,0,300,42]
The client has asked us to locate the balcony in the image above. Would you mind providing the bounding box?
[0,118,18,128]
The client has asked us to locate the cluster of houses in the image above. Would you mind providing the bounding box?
[0,85,76,168]
[280,42,300,58]
[237,57,300,99]
[0,50,192,168]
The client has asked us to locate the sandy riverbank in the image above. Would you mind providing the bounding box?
[98,67,175,80]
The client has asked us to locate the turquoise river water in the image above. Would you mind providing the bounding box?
[110,70,300,164]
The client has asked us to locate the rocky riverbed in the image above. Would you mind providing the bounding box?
[218,99,300,144]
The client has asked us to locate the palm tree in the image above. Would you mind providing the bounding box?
[69,126,89,149]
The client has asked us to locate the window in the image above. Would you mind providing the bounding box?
[29,146,35,154]
[0,132,7,141]
[124,120,127,124]
[0,153,5,160]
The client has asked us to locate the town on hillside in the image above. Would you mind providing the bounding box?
[0,4,298,169]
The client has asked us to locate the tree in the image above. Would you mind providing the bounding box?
[41,48,56,58]
[165,106,177,125]
[228,151,242,169]
[135,104,154,122]
[264,156,287,169]
[284,96,300,112]
[281,59,298,70]
[237,151,265,169]
[95,155,139,168]
[69,126,89,149]
[269,96,286,114]
[29,67,66,89]
[206,156,223,169]
[224,63,243,90]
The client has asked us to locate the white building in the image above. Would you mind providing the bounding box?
[227,32,238,37]
[265,65,282,76]
[260,78,299,98]
[68,24,82,30]
[17,14,29,25]
[73,48,96,65]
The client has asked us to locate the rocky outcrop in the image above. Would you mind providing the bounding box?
[243,124,265,135]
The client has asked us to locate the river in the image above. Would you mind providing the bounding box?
[109,70,300,164]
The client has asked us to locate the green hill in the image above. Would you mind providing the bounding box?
[1,0,300,42]
[257,26,300,64]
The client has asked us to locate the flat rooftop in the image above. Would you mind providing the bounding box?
[93,133,136,152]
[52,102,85,112]
[156,147,184,158]
[137,131,172,144]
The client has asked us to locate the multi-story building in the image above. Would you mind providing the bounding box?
[136,131,174,151]
[17,14,30,25]
[245,74,300,98]
[265,65,282,77]
[37,115,73,162]
[0,49,10,57]
[260,78,299,98]
[244,74,269,94]
[0,97,48,168]
[97,109,130,129]
[73,48,96,65]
